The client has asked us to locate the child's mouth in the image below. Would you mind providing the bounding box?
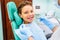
[27,17,34,20]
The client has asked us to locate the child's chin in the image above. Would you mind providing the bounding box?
[28,20,33,23]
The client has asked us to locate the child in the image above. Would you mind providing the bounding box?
[15,1,58,40]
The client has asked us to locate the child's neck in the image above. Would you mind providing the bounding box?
[24,21,30,24]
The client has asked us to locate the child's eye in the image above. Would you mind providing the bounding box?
[24,11,28,14]
[31,10,33,13]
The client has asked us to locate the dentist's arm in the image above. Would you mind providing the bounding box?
[52,26,58,32]
[39,17,58,32]
[28,36,34,40]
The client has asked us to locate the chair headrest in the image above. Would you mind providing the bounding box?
[7,2,23,26]
[14,11,23,26]
[7,2,17,21]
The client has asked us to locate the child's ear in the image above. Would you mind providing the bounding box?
[19,13,22,18]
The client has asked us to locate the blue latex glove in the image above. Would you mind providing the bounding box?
[39,17,55,30]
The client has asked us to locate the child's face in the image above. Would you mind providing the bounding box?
[19,5,34,24]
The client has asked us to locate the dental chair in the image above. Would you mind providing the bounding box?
[7,2,23,40]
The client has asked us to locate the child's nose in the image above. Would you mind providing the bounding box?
[29,12,33,15]
[29,13,33,16]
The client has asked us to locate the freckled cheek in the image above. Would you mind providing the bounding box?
[32,13,35,17]
[28,14,34,18]
[24,15,29,19]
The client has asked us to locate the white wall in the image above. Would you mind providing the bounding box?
[33,0,48,14]
[32,0,58,17]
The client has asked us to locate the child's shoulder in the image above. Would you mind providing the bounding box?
[19,24,25,29]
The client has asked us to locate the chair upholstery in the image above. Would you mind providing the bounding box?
[7,2,23,40]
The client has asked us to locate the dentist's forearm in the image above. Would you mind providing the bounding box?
[52,26,58,32]
[28,36,34,40]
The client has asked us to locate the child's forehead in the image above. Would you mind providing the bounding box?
[22,5,32,8]
[22,5,33,10]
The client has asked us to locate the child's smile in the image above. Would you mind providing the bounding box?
[19,5,34,24]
